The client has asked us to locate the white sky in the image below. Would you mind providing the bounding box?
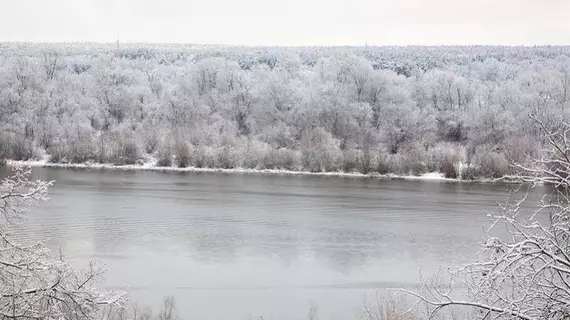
[0,0,568,46]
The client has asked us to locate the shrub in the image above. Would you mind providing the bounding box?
[0,135,10,165]
[440,156,458,179]
[241,139,270,169]
[194,146,207,168]
[376,153,392,175]
[11,136,33,160]
[481,151,510,178]
[257,146,301,171]
[400,147,428,176]
[68,139,96,163]
[156,144,172,167]
[300,127,340,172]
[282,149,301,170]
[260,148,279,170]
[503,135,536,168]
[359,148,373,174]
[194,146,217,168]
[427,143,466,179]
[461,147,510,179]
[275,148,300,170]
[216,145,238,169]
[144,132,159,154]
[113,139,140,165]
[174,140,190,168]
[360,291,419,320]
[96,135,108,163]
[47,144,67,163]
[342,149,359,173]
[460,165,478,180]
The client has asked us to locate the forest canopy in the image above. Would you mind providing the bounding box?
[1,44,569,178]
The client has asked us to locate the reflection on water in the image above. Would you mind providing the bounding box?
[3,167,544,320]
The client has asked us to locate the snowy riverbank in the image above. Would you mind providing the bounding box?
[6,157,509,183]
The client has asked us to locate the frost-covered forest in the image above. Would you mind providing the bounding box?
[1,44,569,178]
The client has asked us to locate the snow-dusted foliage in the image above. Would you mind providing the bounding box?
[0,165,125,319]
[1,44,569,178]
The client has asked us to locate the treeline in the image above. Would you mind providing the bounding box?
[0,44,569,178]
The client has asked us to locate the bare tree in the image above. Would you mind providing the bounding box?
[361,291,419,320]
[0,165,125,319]
[404,116,570,319]
[42,50,59,81]
[156,296,179,320]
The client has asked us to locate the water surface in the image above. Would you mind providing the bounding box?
[8,168,542,320]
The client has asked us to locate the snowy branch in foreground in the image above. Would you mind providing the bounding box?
[404,118,570,319]
[0,165,126,319]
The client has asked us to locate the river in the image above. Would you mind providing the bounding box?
[6,167,544,320]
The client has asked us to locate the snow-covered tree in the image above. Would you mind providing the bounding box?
[0,44,569,178]
[0,166,125,319]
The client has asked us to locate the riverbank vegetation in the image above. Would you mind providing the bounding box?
[4,119,570,319]
[0,44,569,179]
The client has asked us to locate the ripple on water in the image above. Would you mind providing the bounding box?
[7,167,535,320]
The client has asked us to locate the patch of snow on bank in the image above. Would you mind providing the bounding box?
[420,172,446,180]
[399,172,458,182]
[9,155,50,167]
[6,160,469,183]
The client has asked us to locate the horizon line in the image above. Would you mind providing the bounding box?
[0,41,568,48]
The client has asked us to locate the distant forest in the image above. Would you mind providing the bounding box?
[1,44,569,178]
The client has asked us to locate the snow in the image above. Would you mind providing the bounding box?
[7,159,473,183]
[415,172,448,180]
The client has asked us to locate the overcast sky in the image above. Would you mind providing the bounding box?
[0,0,568,46]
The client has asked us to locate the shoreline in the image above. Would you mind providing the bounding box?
[6,159,513,184]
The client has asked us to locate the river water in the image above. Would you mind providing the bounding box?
[7,167,544,320]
